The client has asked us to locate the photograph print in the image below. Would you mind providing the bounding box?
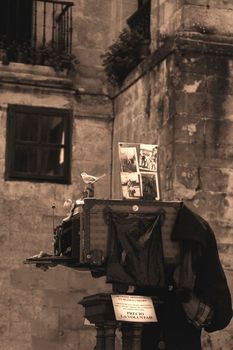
[119,145,139,173]
[120,172,142,199]
[139,144,158,172]
[141,172,160,200]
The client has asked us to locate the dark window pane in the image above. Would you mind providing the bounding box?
[6,105,71,183]
[14,146,37,173]
[40,148,65,177]
[14,114,39,142]
[0,0,32,42]
[138,0,149,7]
[41,116,65,144]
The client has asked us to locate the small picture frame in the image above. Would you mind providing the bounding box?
[120,172,142,199]
[119,146,139,173]
[141,172,160,200]
[139,144,158,172]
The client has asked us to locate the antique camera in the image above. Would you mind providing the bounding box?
[53,214,81,259]
[26,198,181,269]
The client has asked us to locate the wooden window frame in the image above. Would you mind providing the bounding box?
[5,104,72,184]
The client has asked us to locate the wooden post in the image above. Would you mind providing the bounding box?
[104,322,116,350]
[79,293,158,350]
[95,323,105,350]
[121,323,132,350]
[131,323,143,350]
[79,294,116,350]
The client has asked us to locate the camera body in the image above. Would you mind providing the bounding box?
[53,198,181,267]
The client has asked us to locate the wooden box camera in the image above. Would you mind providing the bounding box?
[26,198,181,268]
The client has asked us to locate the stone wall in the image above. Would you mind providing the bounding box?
[72,0,113,94]
[183,0,233,36]
[111,33,233,349]
[110,0,138,42]
[112,53,174,199]
[150,0,233,53]
[0,0,117,348]
[1,1,233,349]
[173,37,233,348]
[0,63,113,350]
[151,0,183,51]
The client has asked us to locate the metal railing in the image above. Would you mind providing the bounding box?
[33,0,73,54]
[0,0,74,66]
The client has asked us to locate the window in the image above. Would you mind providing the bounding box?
[127,0,151,42]
[6,105,72,184]
[138,0,149,8]
[0,0,33,43]
[0,0,73,65]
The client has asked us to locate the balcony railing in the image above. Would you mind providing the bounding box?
[127,0,151,42]
[0,0,74,70]
[33,0,73,54]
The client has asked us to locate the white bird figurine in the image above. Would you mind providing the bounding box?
[80,172,106,184]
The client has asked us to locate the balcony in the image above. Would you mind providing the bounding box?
[102,0,151,87]
[0,0,76,72]
[127,0,151,43]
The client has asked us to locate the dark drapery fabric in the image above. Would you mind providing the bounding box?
[106,212,165,287]
[105,204,232,349]
[171,204,232,332]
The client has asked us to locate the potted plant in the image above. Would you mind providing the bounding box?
[35,43,79,73]
[102,28,150,86]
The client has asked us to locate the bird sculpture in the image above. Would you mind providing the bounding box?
[80,172,106,184]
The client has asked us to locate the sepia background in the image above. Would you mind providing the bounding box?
[0,1,233,349]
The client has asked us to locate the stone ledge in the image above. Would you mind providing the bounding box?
[74,92,113,120]
[176,32,233,56]
[112,32,233,98]
[0,61,74,90]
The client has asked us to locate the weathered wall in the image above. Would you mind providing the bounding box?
[112,53,174,199]
[172,38,233,348]
[0,0,117,348]
[111,34,233,349]
[1,1,233,349]
[0,62,113,350]
[110,4,233,348]
[72,0,113,94]
[151,0,183,51]
[183,0,233,36]
[150,0,233,52]
[110,0,138,42]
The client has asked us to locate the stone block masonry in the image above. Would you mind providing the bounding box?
[1,1,233,349]
[0,62,113,350]
[111,31,233,349]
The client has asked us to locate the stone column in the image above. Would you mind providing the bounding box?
[79,293,117,350]
[95,323,105,350]
[104,322,117,350]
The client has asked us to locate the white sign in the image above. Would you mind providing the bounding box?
[111,294,157,323]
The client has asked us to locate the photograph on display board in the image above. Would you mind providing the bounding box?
[139,144,158,172]
[119,146,139,173]
[120,172,142,199]
[141,172,160,200]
